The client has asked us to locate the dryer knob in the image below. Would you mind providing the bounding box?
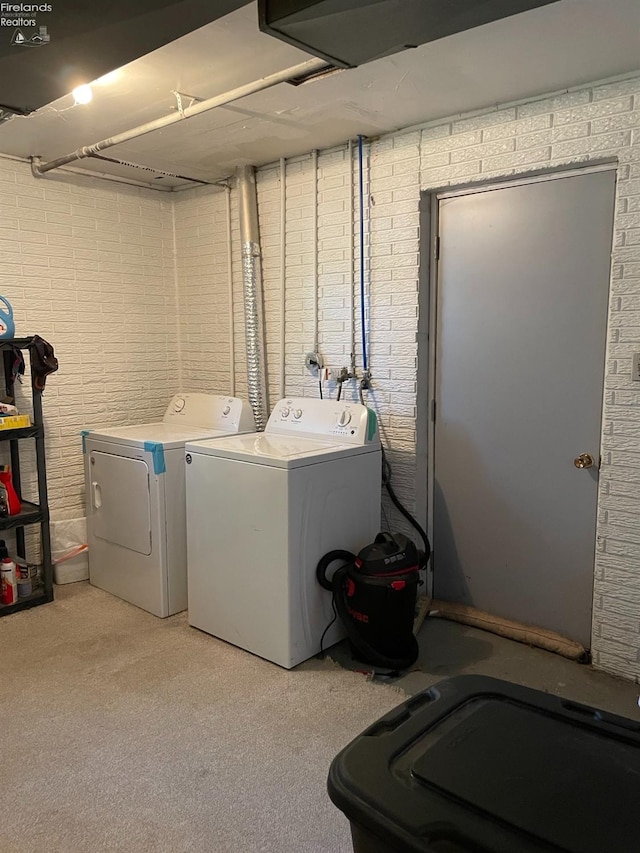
[222,406,231,415]
[293,409,303,420]
[173,397,186,413]
[337,410,352,427]
[281,407,290,418]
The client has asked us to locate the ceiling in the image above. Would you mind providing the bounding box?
[0,0,246,115]
[0,0,638,190]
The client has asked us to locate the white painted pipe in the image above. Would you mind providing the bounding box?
[348,139,356,373]
[279,156,286,400]
[27,157,174,190]
[312,149,319,356]
[31,58,329,176]
[225,185,235,397]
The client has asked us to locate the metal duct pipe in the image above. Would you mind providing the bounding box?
[237,165,269,431]
[225,185,236,397]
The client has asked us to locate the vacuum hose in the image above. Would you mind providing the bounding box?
[385,479,430,569]
[381,447,430,569]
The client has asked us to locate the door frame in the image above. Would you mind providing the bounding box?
[416,160,618,605]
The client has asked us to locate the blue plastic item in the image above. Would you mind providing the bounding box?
[144,441,166,475]
[0,297,15,339]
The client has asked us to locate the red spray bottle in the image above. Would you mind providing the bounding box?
[0,465,21,516]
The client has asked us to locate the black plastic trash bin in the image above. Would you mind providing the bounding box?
[328,675,640,853]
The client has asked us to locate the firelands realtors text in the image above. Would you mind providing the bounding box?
[1,3,51,26]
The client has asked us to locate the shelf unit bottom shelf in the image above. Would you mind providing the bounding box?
[0,586,52,616]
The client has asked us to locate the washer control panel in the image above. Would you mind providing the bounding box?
[269,398,378,445]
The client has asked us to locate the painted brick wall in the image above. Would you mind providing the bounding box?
[174,73,640,682]
[0,157,179,556]
[173,186,238,397]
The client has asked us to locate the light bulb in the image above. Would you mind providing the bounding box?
[72,84,93,105]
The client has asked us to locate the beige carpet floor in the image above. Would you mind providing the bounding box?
[0,582,404,853]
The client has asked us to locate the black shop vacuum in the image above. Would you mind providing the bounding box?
[316,448,431,671]
[316,532,427,671]
[316,449,431,672]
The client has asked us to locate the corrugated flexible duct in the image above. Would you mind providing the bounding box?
[237,165,269,431]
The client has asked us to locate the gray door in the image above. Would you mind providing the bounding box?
[433,169,615,646]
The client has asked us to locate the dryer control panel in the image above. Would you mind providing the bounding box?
[163,394,254,432]
[267,398,379,445]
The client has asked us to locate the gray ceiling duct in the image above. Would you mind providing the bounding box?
[259,0,560,68]
[0,0,246,115]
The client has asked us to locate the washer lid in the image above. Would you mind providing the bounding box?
[86,423,234,450]
[185,432,379,468]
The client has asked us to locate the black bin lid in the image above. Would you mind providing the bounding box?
[328,676,640,853]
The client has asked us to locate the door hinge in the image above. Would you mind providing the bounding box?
[434,235,440,261]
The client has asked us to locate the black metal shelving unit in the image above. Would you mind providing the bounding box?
[0,337,54,616]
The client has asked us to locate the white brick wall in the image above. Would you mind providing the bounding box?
[173,186,238,396]
[0,158,179,547]
[173,73,640,682]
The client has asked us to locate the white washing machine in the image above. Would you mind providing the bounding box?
[185,397,382,668]
[84,394,253,617]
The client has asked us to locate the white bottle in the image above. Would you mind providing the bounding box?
[0,555,17,606]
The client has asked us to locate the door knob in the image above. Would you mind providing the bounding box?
[574,453,594,469]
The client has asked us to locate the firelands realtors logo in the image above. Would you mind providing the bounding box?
[2,3,51,46]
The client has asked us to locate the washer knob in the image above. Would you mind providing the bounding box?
[293,409,303,420]
[173,396,186,413]
[281,407,290,418]
[222,405,231,415]
[337,410,352,427]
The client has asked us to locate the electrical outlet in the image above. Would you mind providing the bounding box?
[305,352,323,372]
[633,353,640,382]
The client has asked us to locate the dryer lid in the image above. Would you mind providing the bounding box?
[86,423,232,450]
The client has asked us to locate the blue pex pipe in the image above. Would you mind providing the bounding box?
[358,134,368,372]
[144,441,166,475]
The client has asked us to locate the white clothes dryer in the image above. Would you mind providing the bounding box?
[185,397,382,668]
[84,394,253,617]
